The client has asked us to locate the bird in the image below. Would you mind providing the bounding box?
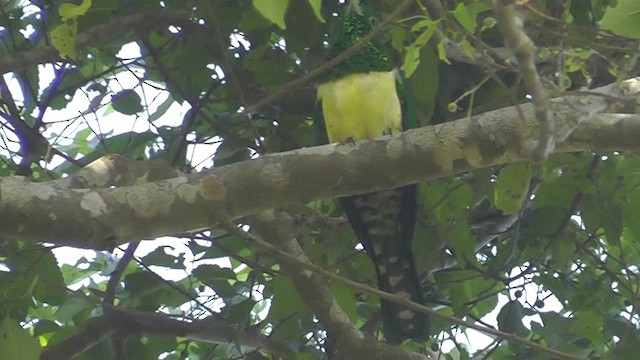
[316,0,430,344]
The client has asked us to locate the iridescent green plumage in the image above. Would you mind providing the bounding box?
[317,1,429,344]
[321,5,393,82]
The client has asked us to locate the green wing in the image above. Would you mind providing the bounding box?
[396,69,420,131]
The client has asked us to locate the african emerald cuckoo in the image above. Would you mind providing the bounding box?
[316,1,430,344]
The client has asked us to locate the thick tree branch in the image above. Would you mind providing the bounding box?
[0,79,639,248]
[57,154,184,189]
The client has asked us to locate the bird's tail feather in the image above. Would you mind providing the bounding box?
[340,185,429,344]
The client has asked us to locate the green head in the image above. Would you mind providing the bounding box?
[321,1,394,82]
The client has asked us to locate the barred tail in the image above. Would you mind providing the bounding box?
[340,184,429,344]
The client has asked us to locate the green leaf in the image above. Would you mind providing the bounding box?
[536,312,581,347]
[419,179,476,267]
[603,315,636,340]
[253,0,290,29]
[451,2,490,33]
[305,0,324,23]
[142,246,186,270]
[571,311,604,344]
[0,316,42,360]
[50,22,78,60]
[496,300,529,337]
[57,127,93,157]
[223,298,256,324]
[435,270,499,317]
[600,0,640,39]
[406,46,439,126]
[268,277,306,322]
[59,262,98,288]
[124,271,169,309]
[330,283,357,322]
[193,264,238,299]
[448,223,476,267]
[147,95,175,123]
[549,235,577,268]
[33,320,59,338]
[54,296,90,323]
[602,204,623,246]
[59,0,92,21]
[581,195,623,246]
[31,250,68,306]
[609,335,640,360]
[193,264,237,282]
[493,161,533,214]
[452,3,476,32]
[402,19,439,78]
[389,26,406,53]
[436,39,450,64]
[111,89,143,115]
[51,0,93,60]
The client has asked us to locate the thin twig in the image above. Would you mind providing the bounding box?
[493,1,553,162]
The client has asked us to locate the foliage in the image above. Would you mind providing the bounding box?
[0,0,640,359]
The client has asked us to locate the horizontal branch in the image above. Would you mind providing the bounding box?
[41,305,266,359]
[1,78,639,248]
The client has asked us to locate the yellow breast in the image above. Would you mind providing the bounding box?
[317,70,402,143]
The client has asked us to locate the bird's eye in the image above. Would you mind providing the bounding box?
[370,17,378,27]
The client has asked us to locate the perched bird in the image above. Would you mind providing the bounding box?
[316,1,429,344]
